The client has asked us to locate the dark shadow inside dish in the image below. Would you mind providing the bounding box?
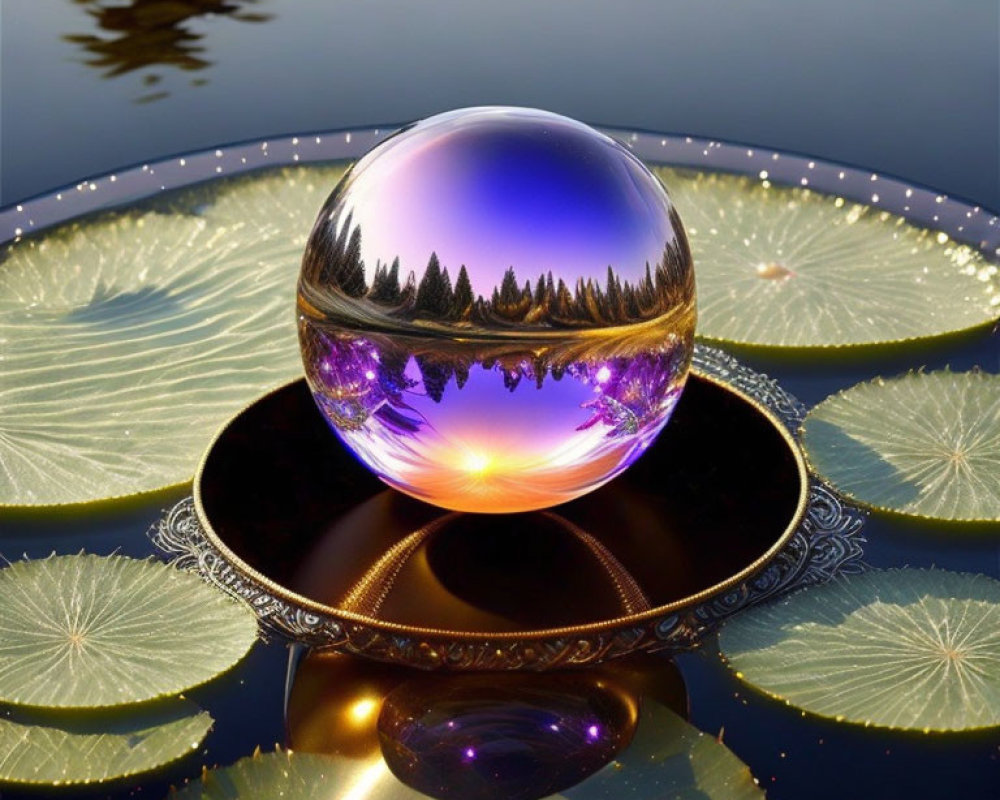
[197,374,801,632]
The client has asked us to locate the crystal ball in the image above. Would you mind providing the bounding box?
[298,107,695,513]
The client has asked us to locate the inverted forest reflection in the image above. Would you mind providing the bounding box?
[298,320,691,513]
[65,0,272,101]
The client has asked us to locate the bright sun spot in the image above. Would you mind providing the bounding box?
[347,697,379,725]
[461,451,492,474]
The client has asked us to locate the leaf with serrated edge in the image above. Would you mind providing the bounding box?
[657,167,999,349]
[0,700,211,786]
[802,370,1000,522]
[557,699,763,799]
[171,750,425,799]
[720,568,1000,731]
[0,554,257,708]
[0,165,346,507]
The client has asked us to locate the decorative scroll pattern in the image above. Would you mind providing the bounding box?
[150,345,867,670]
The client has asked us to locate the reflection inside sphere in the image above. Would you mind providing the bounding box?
[298,323,691,513]
[298,107,695,512]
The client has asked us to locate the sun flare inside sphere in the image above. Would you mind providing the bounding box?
[297,107,696,513]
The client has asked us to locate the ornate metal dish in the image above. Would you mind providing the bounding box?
[151,345,866,670]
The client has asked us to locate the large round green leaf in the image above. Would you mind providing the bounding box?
[0,554,258,708]
[719,569,1000,731]
[171,750,425,800]
[802,370,1000,522]
[657,167,999,349]
[0,165,345,507]
[0,700,211,787]
[559,700,763,800]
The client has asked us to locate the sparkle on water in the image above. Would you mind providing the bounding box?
[801,370,1000,522]
[719,569,1000,731]
[298,108,696,513]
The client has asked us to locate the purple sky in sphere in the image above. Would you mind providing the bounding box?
[325,107,681,298]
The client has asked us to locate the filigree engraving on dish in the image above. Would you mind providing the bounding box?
[151,499,346,647]
[149,345,867,669]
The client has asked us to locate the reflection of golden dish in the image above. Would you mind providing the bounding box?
[152,346,867,670]
[286,650,687,798]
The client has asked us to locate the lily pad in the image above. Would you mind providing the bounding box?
[0,700,211,787]
[0,164,346,507]
[801,370,1000,521]
[171,750,425,800]
[656,167,999,349]
[0,554,258,708]
[559,699,763,800]
[719,568,1000,731]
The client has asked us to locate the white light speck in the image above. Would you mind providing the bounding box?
[16,205,23,212]
[179,158,186,166]
[215,149,223,157]
[871,193,879,203]
[595,366,611,383]
[365,370,376,380]
[800,177,809,186]
[215,166,223,173]
[807,161,815,169]
[345,132,352,143]
[292,137,299,145]
[759,170,769,180]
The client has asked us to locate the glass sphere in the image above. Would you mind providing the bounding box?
[298,107,695,513]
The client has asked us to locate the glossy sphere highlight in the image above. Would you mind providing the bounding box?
[298,107,695,513]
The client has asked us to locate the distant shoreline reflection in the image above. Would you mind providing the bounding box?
[65,0,272,102]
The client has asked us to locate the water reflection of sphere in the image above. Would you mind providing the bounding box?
[298,107,696,513]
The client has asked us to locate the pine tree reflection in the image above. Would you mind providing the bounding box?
[299,208,695,332]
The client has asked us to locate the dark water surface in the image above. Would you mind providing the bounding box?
[1,3,999,799]
[3,0,998,211]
